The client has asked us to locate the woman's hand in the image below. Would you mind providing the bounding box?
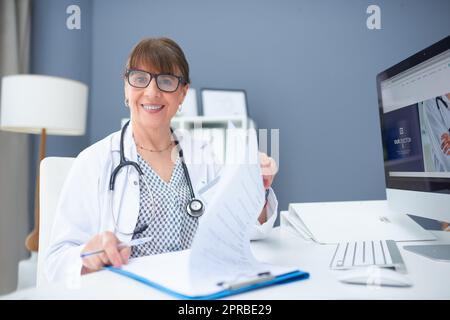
[81,231,131,274]
[259,152,278,189]
[257,152,277,224]
[441,133,450,155]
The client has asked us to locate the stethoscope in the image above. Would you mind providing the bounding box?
[435,96,450,133]
[109,120,205,236]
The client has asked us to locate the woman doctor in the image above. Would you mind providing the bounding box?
[45,38,278,283]
[423,93,450,171]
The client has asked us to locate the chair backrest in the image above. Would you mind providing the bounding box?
[36,157,74,287]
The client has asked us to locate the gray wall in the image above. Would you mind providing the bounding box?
[31,0,91,156]
[31,0,450,216]
[30,0,92,223]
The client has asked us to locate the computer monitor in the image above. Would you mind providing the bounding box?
[376,35,450,260]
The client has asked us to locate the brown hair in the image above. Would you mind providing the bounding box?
[125,37,190,84]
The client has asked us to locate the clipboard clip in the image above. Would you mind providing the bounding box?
[217,271,275,290]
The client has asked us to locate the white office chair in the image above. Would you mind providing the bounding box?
[36,157,74,288]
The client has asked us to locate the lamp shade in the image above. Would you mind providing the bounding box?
[0,75,88,135]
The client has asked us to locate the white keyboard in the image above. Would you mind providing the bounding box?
[330,240,407,273]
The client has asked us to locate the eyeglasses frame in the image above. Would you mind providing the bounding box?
[125,68,187,93]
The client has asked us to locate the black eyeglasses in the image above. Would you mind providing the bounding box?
[125,69,186,93]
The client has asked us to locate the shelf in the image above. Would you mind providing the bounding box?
[121,115,253,130]
[171,115,249,130]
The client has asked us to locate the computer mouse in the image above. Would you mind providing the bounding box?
[337,266,413,287]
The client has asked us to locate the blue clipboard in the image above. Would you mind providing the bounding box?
[105,266,309,300]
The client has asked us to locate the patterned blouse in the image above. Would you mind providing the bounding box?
[130,153,199,258]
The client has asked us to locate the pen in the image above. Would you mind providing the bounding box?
[80,236,153,258]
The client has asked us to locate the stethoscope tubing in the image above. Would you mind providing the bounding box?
[108,120,204,235]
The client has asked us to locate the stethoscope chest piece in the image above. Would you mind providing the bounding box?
[187,198,205,217]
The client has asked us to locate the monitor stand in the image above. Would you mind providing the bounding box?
[403,244,450,262]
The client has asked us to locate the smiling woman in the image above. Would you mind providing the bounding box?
[44,37,279,283]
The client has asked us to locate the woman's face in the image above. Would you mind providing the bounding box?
[124,64,188,131]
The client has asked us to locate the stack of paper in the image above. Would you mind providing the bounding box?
[287,200,436,244]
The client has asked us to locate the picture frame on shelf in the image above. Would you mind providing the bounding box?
[201,88,248,117]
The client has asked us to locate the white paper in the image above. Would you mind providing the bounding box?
[289,200,436,244]
[225,127,248,165]
[189,128,271,291]
[123,250,196,296]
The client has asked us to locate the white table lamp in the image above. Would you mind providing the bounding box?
[0,74,88,252]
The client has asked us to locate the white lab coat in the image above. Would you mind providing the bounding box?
[45,125,278,284]
[423,95,450,171]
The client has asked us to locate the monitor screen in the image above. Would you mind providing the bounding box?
[377,36,450,195]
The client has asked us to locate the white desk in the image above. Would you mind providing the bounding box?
[3,223,450,300]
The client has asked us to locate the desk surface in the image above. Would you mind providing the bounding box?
[3,224,450,300]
